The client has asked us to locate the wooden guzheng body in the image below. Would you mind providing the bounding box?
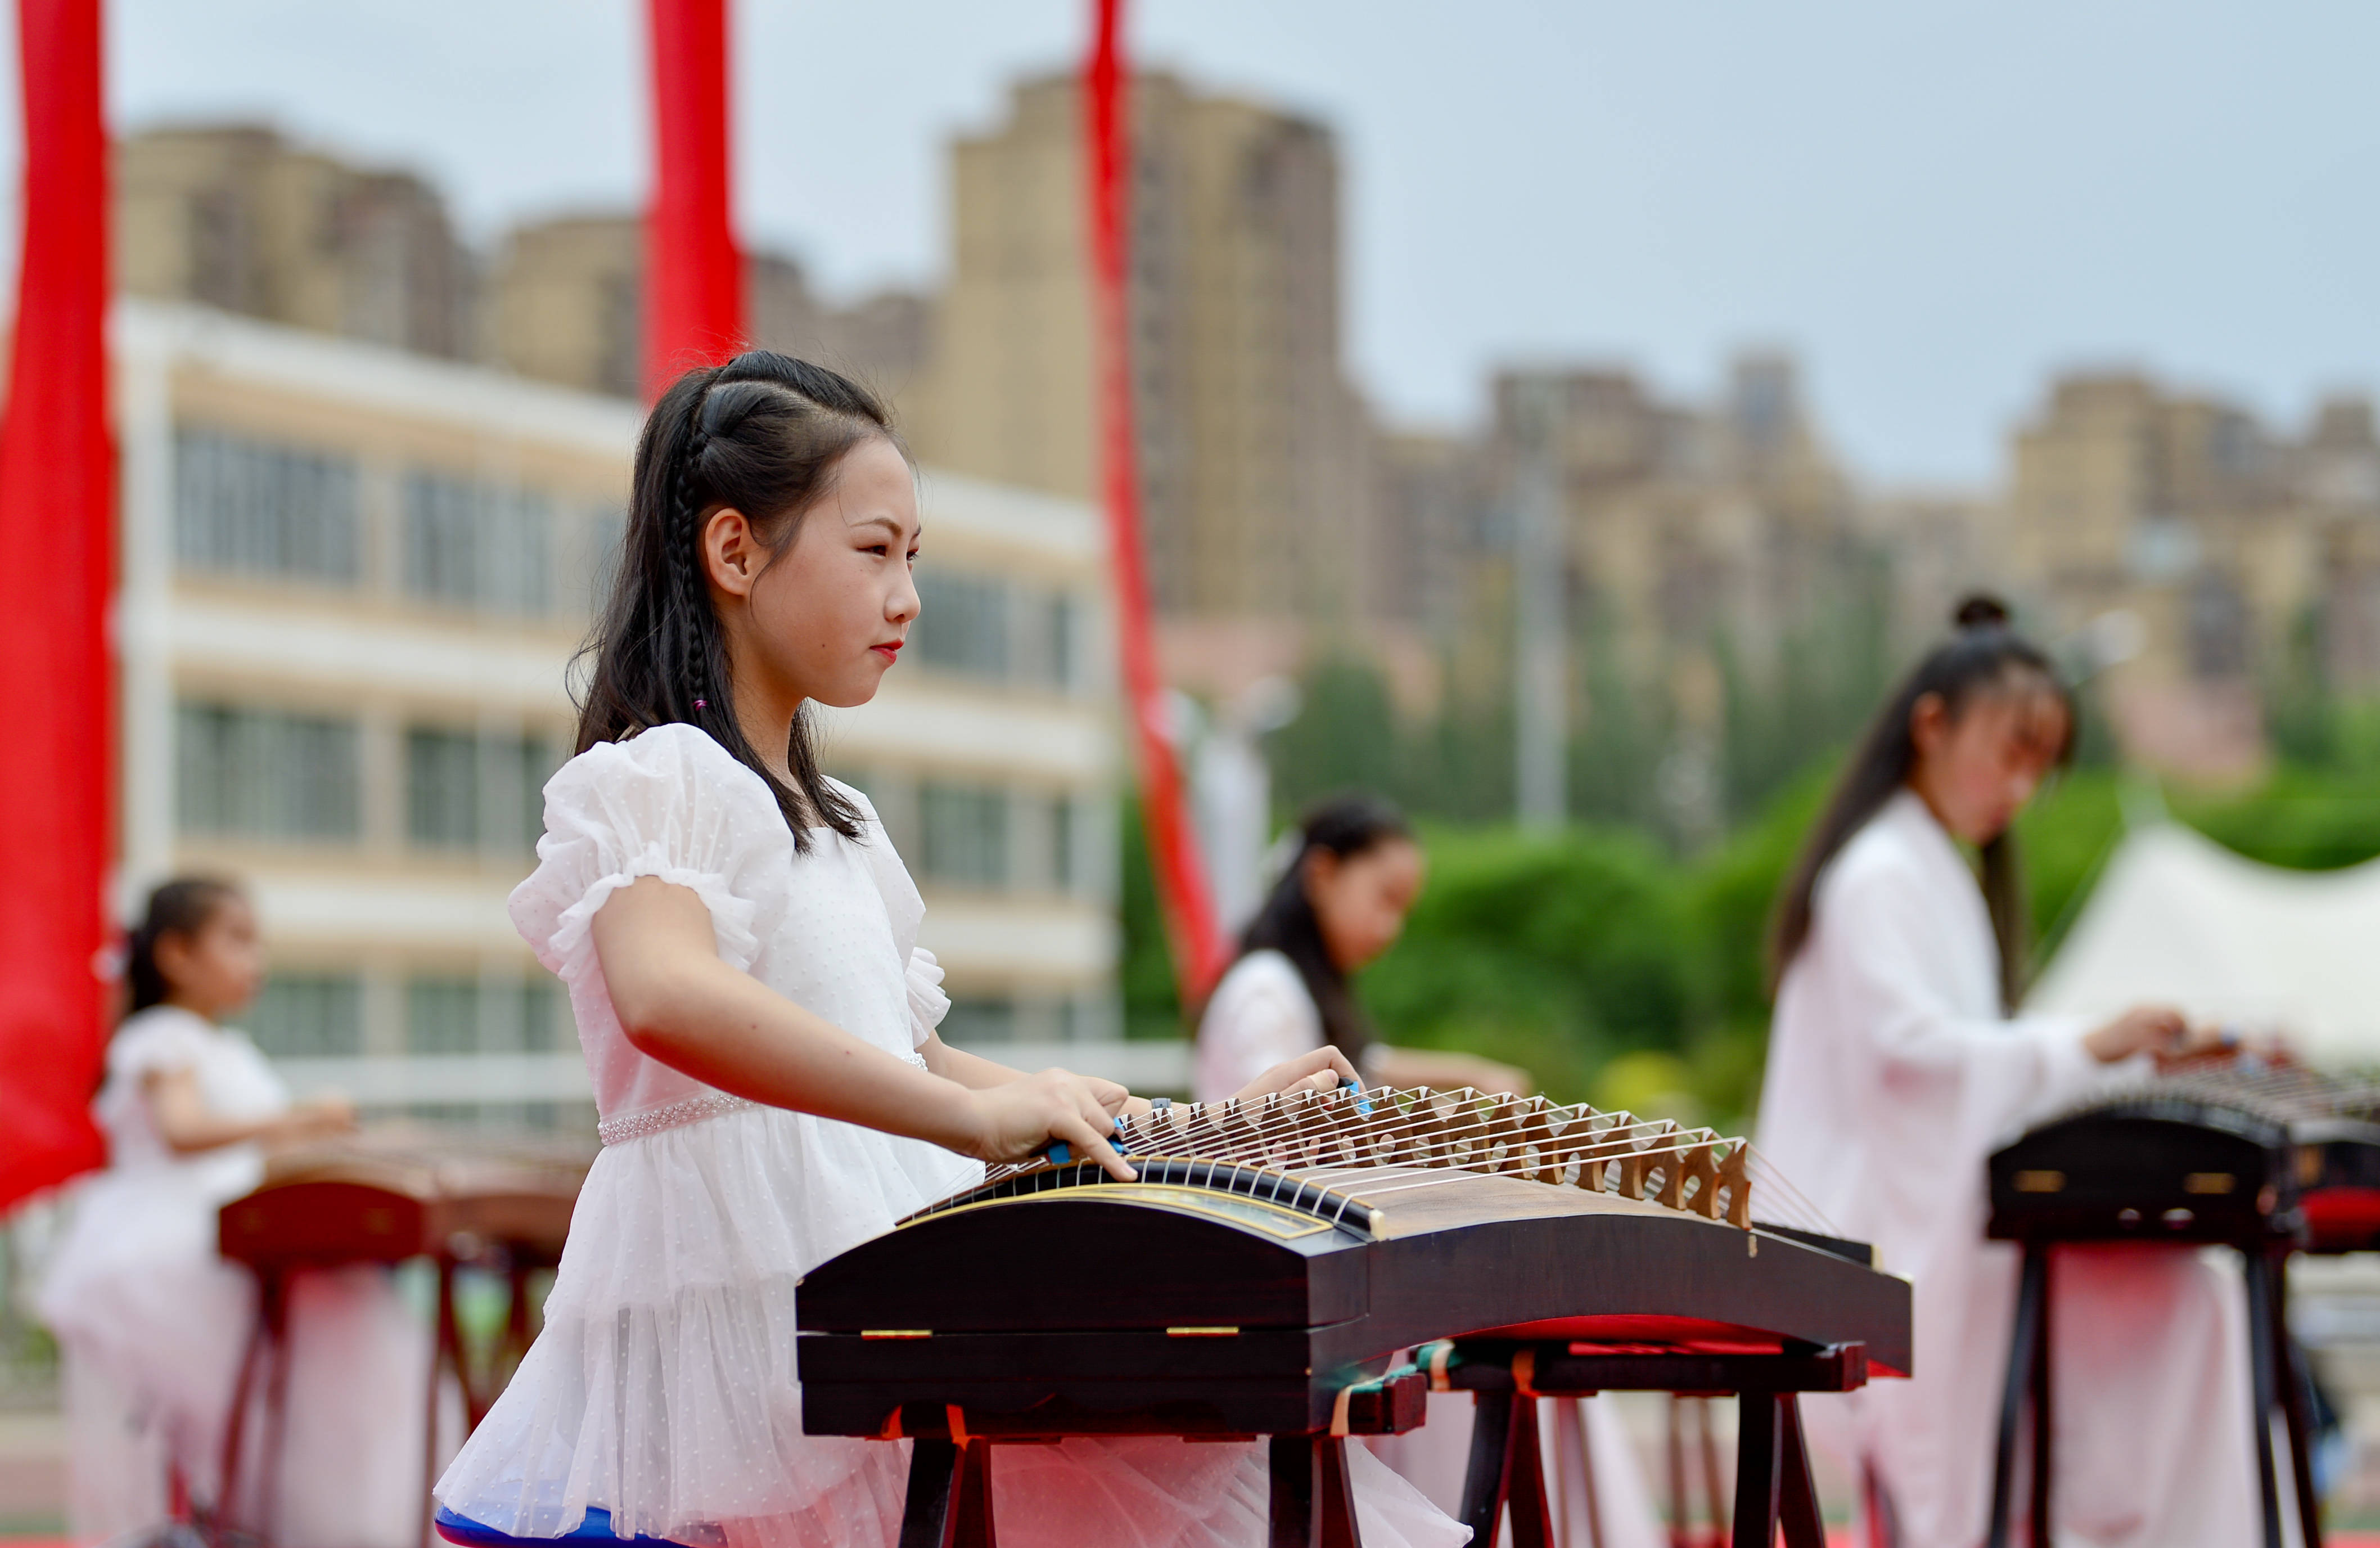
[1985,1064,2380,1548]
[217,1130,594,1544]
[800,1083,1911,1547]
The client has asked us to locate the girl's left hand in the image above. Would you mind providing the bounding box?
[1233,1046,1361,1104]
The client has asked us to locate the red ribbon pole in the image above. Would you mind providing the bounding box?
[1085,0,1227,1004]
[0,0,112,1209]
[645,0,745,400]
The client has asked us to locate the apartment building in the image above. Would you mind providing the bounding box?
[114,299,1157,1135]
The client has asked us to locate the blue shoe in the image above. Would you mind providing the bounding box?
[434,1505,718,1548]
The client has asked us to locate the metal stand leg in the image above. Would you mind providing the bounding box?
[1777,1397,1824,1548]
[1986,1245,2050,1548]
[2029,1250,2053,1548]
[2266,1252,2326,1548]
[1317,1438,1365,1548]
[1505,1400,1553,1548]
[1460,1391,1518,1546]
[1732,1394,1781,1548]
[1270,1434,1316,1548]
[899,1437,959,1548]
[2244,1250,2288,1548]
[949,1440,996,1548]
[1698,1398,1729,1545]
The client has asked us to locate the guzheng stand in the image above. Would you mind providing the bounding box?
[1984,1241,2323,1548]
[1435,1339,1869,1548]
[885,1363,1433,1548]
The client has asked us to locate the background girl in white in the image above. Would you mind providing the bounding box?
[1758,596,2250,1547]
[1194,796,1660,1548]
[1194,795,1526,1103]
[434,353,1464,1548]
[37,878,428,1546]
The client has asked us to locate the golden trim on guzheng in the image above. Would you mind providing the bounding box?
[796,1084,1913,1443]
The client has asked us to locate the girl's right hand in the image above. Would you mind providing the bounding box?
[2083,1005,2227,1065]
[964,1069,1137,1181]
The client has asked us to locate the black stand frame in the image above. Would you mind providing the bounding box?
[1985,1243,2324,1548]
[894,1430,1373,1548]
[1443,1340,1869,1548]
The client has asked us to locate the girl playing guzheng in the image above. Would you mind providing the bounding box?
[1756,596,2252,1547]
[38,878,428,1547]
[1194,798,1664,1546]
[432,354,1466,1548]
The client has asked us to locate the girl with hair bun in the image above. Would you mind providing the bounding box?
[1757,596,2253,1547]
[434,354,1462,1548]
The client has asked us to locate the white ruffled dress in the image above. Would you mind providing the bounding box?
[435,725,1464,1548]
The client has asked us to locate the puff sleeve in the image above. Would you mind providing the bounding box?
[508,724,795,983]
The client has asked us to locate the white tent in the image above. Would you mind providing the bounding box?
[2028,821,2380,1062]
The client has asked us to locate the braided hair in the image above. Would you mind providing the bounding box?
[1766,593,2076,1010]
[577,351,902,849]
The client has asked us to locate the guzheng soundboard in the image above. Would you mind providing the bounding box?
[1988,1063,2380,1252]
[799,1083,1910,1444]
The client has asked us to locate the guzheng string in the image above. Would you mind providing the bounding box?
[984,1084,1846,1236]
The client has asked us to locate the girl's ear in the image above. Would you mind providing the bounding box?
[701,507,762,598]
[1908,690,1950,761]
[150,930,194,995]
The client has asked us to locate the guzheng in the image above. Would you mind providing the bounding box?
[219,1127,594,1269]
[1988,1063,2380,1252]
[218,1128,596,1545]
[1984,1063,2367,1548]
[799,1083,1911,1444]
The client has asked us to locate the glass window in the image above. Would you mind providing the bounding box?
[175,428,360,583]
[246,973,364,1059]
[407,727,562,852]
[912,572,1009,680]
[176,701,360,840]
[403,471,553,616]
[407,978,481,1055]
[941,997,1016,1045]
[1050,795,1078,894]
[406,976,564,1057]
[920,783,1009,888]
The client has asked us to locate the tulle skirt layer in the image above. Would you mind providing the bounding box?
[436,1105,1468,1547]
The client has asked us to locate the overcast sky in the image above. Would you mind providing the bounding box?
[7,1,2371,483]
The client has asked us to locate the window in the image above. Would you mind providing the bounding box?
[911,570,1083,692]
[408,977,562,1055]
[1049,795,1078,894]
[408,727,558,852]
[920,783,1009,888]
[403,471,553,616]
[177,701,360,840]
[175,428,360,583]
[941,997,1017,1045]
[913,573,1009,679]
[246,974,364,1059]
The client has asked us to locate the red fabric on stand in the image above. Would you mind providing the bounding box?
[644,0,745,400]
[0,0,112,1210]
[1084,0,1227,1002]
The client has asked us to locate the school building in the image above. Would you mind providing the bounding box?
[112,298,1178,1135]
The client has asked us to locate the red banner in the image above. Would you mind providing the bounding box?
[644,0,745,399]
[1084,0,1227,1002]
[0,0,112,1209]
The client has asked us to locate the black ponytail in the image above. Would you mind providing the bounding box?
[125,877,244,1020]
[1238,794,1414,1066]
[578,350,907,850]
[1768,593,2075,1010]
